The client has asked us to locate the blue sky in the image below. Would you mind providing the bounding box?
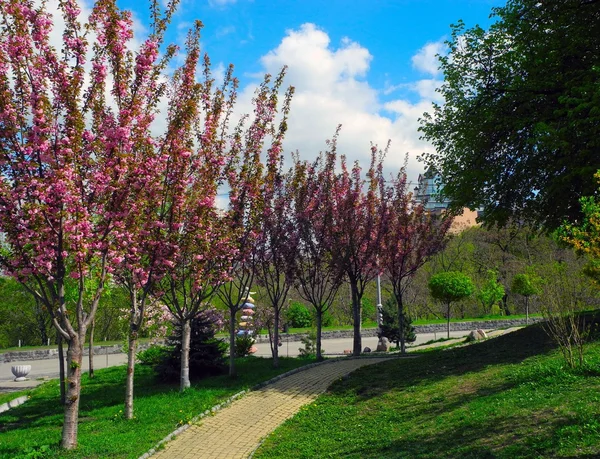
[115,0,502,180]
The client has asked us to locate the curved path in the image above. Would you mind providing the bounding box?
[150,357,393,459]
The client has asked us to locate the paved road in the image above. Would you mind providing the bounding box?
[0,330,473,392]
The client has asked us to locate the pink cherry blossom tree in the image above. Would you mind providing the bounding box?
[254,144,299,368]
[381,166,453,353]
[111,13,198,419]
[291,140,343,361]
[217,71,293,377]
[0,0,184,448]
[328,141,388,356]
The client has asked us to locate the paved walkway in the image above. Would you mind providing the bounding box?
[149,327,523,458]
[151,357,393,459]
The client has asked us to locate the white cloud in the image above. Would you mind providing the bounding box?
[411,40,446,76]
[236,23,439,180]
[215,25,236,38]
[209,0,237,7]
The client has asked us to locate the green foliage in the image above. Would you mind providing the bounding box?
[0,277,48,348]
[428,271,474,304]
[298,329,320,359]
[477,270,505,312]
[361,297,376,324]
[285,302,312,328]
[559,171,600,287]
[136,344,170,367]
[235,334,256,358]
[420,1,600,229]
[512,273,540,298]
[155,314,228,382]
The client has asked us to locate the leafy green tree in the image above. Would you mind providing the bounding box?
[420,0,600,229]
[429,271,474,338]
[511,273,541,323]
[477,270,505,316]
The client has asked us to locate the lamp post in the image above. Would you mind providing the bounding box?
[376,273,384,349]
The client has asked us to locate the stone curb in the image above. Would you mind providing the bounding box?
[139,354,396,459]
[0,395,29,414]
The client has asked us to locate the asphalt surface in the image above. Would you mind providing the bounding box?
[0,330,472,393]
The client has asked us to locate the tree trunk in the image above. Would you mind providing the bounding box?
[446,302,451,339]
[124,326,138,419]
[502,293,510,316]
[229,308,237,377]
[180,318,191,391]
[58,333,66,405]
[351,282,362,356]
[316,309,323,361]
[61,335,83,449]
[397,295,406,354]
[273,307,280,368]
[525,297,529,324]
[88,319,95,379]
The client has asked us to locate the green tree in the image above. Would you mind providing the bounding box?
[511,273,540,323]
[477,270,505,316]
[420,0,600,229]
[429,271,474,338]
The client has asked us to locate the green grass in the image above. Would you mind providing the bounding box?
[0,357,313,459]
[411,313,542,326]
[254,323,600,458]
[0,390,30,406]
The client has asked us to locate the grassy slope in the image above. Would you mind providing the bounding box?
[0,357,312,459]
[255,325,600,459]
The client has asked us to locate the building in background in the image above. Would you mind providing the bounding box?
[414,168,479,233]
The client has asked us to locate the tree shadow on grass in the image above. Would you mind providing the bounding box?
[333,411,595,459]
[328,323,559,402]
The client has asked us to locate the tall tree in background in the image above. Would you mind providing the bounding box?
[217,71,293,377]
[329,145,387,356]
[381,168,452,353]
[255,140,298,368]
[0,0,179,448]
[420,0,600,229]
[291,141,343,361]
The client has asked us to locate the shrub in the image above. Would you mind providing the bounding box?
[155,312,228,382]
[137,344,170,366]
[286,302,312,328]
[379,298,416,348]
[298,329,321,359]
[235,334,255,357]
[317,309,334,327]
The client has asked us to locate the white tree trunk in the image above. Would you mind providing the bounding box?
[180,319,191,391]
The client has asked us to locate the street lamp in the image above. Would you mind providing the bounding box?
[376,273,384,351]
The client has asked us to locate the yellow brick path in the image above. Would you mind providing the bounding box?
[151,358,392,459]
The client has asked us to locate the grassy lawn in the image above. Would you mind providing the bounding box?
[0,390,30,406]
[254,323,600,458]
[0,357,313,459]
